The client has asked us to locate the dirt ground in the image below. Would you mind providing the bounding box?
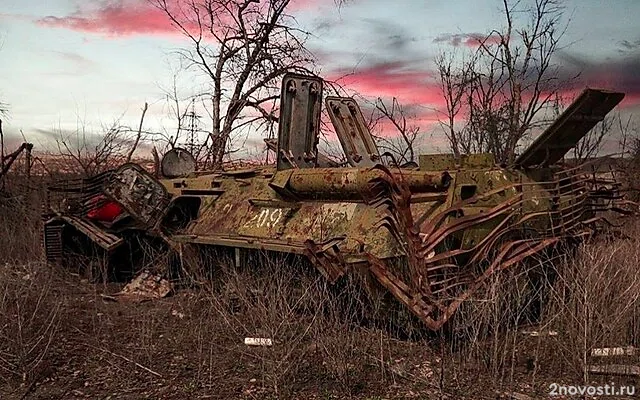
[0,270,433,400]
[2,261,638,400]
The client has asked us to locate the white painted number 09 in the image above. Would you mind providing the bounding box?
[244,208,283,229]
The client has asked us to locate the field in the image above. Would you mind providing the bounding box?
[1,185,640,399]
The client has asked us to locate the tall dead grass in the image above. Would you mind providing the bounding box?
[542,226,640,382]
[178,250,409,397]
[0,194,42,263]
[0,263,64,389]
[438,221,640,396]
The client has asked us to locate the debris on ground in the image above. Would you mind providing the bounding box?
[591,346,637,357]
[588,364,640,376]
[521,330,558,337]
[112,271,172,302]
[244,337,273,346]
[506,393,534,400]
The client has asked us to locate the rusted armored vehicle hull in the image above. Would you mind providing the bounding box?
[43,74,628,330]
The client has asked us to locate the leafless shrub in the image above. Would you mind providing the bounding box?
[201,254,328,396]
[51,118,146,177]
[0,263,63,386]
[0,175,43,264]
[0,204,40,263]
[572,112,615,162]
[441,259,551,393]
[434,225,640,395]
[542,230,640,382]
[618,116,640,200]
[161,250,405,397]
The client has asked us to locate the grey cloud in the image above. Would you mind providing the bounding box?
[619,38,640,53]
[360,18,419,52]
[557,50,640,96]
[310,17,430,70]
[51,51,96,68]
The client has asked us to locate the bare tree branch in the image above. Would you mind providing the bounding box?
[367,97,422,166]
[154,0,316,168]
[435,0,572,164]
[126,102,149,163]
[53,119,139,177]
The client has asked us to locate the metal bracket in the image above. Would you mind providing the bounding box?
[276,73,323,170]
[326,96,381,167]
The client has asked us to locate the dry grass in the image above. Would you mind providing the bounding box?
[437,222,640,396]
[0,263,63,387]
[541,224,640,382]
[0,192,42,263]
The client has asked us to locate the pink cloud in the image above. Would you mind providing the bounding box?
[35,0,329,37]
[578,77,640,109]
[37,1,175,36]
[552,69,640,110]
[329,62,445,107]
[371,114,439,139]
[328,57,640,139]
[434,33,503,48]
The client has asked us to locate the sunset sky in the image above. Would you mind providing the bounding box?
[1,0,639,156]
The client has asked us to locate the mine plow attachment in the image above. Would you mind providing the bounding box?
[304,236,348,283]
[353,164,615,330]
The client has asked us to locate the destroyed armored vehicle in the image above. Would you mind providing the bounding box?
[43,74,627,330]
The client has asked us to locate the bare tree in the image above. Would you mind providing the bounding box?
[53,118,144,177]
[155,0,316,168]
[436,52,476,159]
[368,97,422,166]
[617,114,637,159]
[571,114,614,162]
[436,0,571,164]
[615,114,640,198]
